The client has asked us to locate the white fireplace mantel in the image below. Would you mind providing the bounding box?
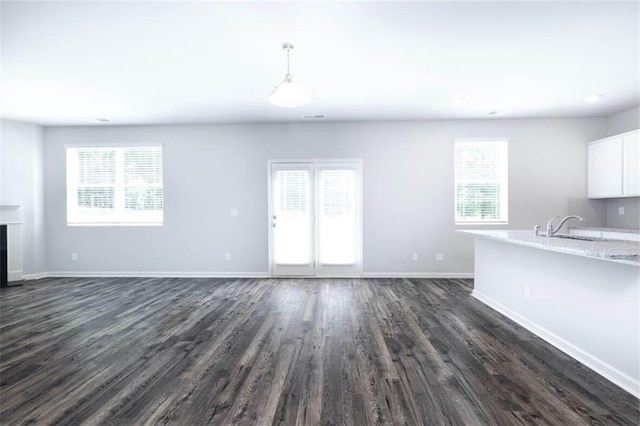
[0,205,22,221]
[0,205,23,282]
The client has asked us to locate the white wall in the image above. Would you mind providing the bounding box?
[607,106,640,136]
[43,118,606,276]
[0,119,46,277]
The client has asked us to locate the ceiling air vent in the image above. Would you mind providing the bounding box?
[302,115,326,120]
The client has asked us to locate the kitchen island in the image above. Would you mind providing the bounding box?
[462,230,640,398]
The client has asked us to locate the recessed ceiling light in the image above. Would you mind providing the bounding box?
[488,110,502,115]
[302,115,326,120]
[453,96,468,106]
[584,94,603,104]
[96,118,111,123]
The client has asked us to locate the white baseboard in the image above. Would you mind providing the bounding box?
[37,271,474,279]
[361,272,474,279]
[22,272,48,281]
[8,270,23,281]
[46,271,270,278]
[473,290,640,399]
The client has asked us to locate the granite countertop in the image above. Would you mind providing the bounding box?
[460,230,640,266]
[570,226,640,234]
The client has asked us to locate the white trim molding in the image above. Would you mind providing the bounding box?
[22,272,49,281]
[28,271,473,280]
[45,271,271,279]
[8,271,23,281]
[361,272,474,279]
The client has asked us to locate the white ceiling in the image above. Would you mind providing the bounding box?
[1,1,638,126]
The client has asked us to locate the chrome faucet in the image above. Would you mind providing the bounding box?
[546,215,584,236]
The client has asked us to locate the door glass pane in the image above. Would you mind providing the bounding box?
[274,170,311,265]
[318,169,356,265]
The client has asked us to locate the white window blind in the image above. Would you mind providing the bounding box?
[318,169,356,265]
[277,170,308,213]
[455,140,508,224]
[273,169,311,264]
[66,146,163,225]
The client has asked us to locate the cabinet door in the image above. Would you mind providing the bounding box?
[587,137,623,198]
[623,130,640,196]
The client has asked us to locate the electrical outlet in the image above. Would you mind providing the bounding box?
[619,206,624,215]
[71,253,78,261]
[524,285,531,299]
[435,253,444,261]
[230,209,239,217]
[412,253,418,261]
[225,252,231,261]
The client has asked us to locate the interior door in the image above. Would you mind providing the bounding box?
[270,163,315,276]
[269,160,362,277]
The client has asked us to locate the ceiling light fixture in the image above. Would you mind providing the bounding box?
[269,43,310,108]
[453,96,468,107]
[584,94,603,104]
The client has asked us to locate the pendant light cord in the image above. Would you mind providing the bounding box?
[269,42,310,107]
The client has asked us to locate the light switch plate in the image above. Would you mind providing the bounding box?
[230,209,239,217]
[618,206,624,215]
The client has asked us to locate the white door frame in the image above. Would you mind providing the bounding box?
[267,158,363,277]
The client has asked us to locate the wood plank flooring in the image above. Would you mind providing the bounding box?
[0,277,638,425]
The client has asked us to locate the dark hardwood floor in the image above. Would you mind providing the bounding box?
[0,277,638,425]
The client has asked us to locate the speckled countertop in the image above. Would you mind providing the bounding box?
[570,226,640,234]
[460,230,640,266]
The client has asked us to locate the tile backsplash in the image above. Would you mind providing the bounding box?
[605,197,640,229]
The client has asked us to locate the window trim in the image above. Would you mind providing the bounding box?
[65,144,164,227]
[454,138,509,225]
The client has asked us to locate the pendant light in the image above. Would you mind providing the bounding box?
[269,43,310,108]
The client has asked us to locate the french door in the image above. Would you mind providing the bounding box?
[269,160,362,277]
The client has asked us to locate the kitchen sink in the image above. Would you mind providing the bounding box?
[551,234,597,241]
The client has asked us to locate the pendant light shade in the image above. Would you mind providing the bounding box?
[269,43,310,108]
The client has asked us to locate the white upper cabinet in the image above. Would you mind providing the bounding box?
[587,129,639,199]
[588,136,623,198]
[622,131,640,196]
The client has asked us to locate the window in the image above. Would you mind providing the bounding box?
[66,146,163,225]
[455,139,508,224]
